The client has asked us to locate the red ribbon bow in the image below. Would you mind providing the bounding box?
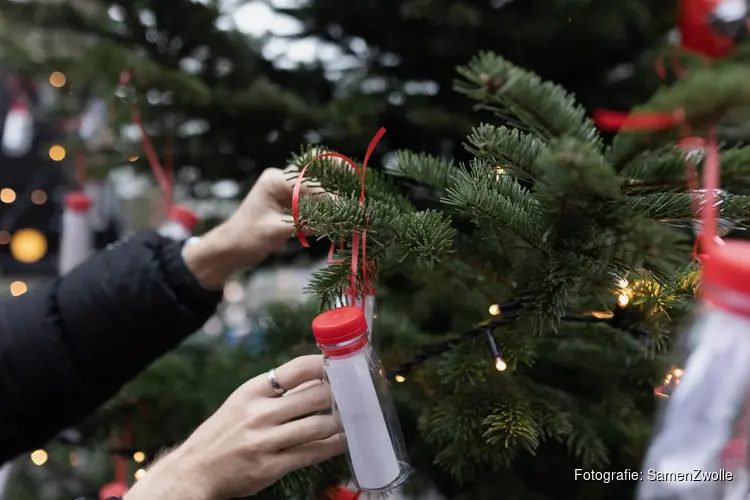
[292,128,386,306]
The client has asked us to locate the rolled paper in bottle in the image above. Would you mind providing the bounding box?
[334,289,375,337]
[2,100,33,157]
[158,205,199,241]
[60,191,93,275]
[313,307,402,491]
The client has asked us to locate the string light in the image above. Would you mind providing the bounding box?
[394,374,406,383]
[495,356,507,371]
[653,367,684,399]
[590,311,614,319]
[49,145,66,161]
[31,190,47,205]
[10,281,27,296]
[49,71,66,88]
[617,293,630,307]
[30,449,48,466]
[0,188,15,203]
[488,304,501,316]
[128,154,139,162]
[618,278,629,289]
[494,166,505,179]
[485,329,507,372]
[133,451,146,463]
[134,469,147,480]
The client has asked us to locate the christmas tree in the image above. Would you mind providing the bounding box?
[9,43,750,499]
[270,0,676,160]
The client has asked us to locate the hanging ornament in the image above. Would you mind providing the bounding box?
[79,98,110,151]
[59,191,93,275]
[679,0,749,59]
[691,188,735,237]
[84,179,121,233]
[158,205,199,241]
[2,97,33,158]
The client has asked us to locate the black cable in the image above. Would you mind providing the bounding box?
[384,299,621,379]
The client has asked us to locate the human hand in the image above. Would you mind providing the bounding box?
[123,355,343,500]
[183,166,323,287]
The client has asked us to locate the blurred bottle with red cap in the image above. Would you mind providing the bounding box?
[311,306,410,493]
[158,205,199,241]
[59,191,93,275]
[639,241,750,500]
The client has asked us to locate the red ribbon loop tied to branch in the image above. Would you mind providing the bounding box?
[118,70,173,210]
[292,128,386,305]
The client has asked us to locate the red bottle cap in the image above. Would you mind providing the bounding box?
[312,306,368,355]
[65,191,92,213]
[168,205,199,231]
[702,241,750,313]
[98,481,128,500]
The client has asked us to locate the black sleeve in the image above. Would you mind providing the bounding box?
[0,231,223,464]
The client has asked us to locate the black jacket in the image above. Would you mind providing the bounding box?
[0,231,223,464]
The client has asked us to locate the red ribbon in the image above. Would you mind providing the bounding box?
[655,49,686,81]
[592,108,686,132]
[322,485,361,500]
[292,128,386,306]
[118,71,173,210]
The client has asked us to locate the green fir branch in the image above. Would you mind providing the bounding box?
[463,124,547,182]
[454,51,602,146]
[392,150,455,191]
[443,163,543,248]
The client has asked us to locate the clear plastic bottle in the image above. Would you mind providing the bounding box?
[311,306,410,492]
[638,240,750,500]
[59,191,93,275]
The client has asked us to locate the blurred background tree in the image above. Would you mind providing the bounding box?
[271,0,676,158]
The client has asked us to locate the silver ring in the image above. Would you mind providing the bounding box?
[267,368,286,396]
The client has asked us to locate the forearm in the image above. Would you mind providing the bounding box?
[124,447,214,500]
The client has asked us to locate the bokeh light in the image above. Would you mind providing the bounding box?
[31,190,47,205]
[30,449,47,466]
[49,145,66,161]
[49,72,66,88]
[10,228,48,263]
[10,281,27,296]
[0,188,16,203]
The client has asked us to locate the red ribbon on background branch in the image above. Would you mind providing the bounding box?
[592,108,686,132]
[593,105,724,263]
[118,71,173,210]
[292,128,386,306]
